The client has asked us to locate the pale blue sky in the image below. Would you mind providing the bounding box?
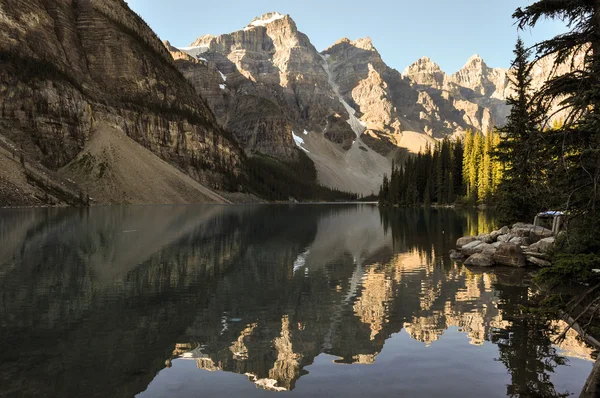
[125,0,567,73]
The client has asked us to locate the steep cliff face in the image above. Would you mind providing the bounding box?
[403,55,509,134]
[0,0,242,204]
[174,12,354,161]
[402,51,581,132]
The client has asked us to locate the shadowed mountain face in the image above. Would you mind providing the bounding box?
[0,205,593,397]
[0,0,242,205]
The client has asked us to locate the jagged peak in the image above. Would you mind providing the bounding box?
[245,12,290,30]
[323,37,377,53]
[354,37,374,51]
[403,56,443,76]
[333,37,352,46]
[417,56,441,68]
[464,54,487,67]
[188,34,214,48]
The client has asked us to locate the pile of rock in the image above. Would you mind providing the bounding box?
[450,223,556,268]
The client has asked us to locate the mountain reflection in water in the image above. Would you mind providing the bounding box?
[0,205,593,398]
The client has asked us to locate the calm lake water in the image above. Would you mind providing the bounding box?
[0,204,594,397]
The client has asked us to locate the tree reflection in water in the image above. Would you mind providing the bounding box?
[0,205,592,397]
[492,283,569,398]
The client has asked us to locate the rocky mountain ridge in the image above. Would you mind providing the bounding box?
[169,12,539,194]
[0,4,578,203]
[0,0,243,205]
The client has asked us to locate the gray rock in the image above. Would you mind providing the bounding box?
[490,230,503,241]
[461,241,495,256]
[511,225,553,242]
[450,250,466,261]
[528,237,556,254]
[509,236,531,246]
[499,226,510,235]
[523,251,551,260]
[464,253,495,267]
[476,233,494,244]
[498,234,512,243]
[527,256,552,267]
[492,241,503,248]
[457,236,477,248]
[493,242,526,268]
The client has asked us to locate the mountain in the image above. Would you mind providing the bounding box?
[0,0,242,205]
[0,5,578,203]
[169,12,520,195]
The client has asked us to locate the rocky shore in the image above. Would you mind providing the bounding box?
[450,223,556,268]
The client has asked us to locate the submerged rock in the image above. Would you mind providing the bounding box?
[493,242,526,268]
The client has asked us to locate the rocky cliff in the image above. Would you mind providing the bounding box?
[169,13,527,195]
[0,0,242,205]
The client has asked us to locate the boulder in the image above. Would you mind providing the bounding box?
[527,256,552,267]
[450,250,466,261]
[476,233,494,244]
[512,222,532,229]
[528,237,555,254]
[509,236,531,246]
[499,226,510,235]
[490,230,503,241]
[461,241,495,256]
[498,234,512,243]
[530,226,554,241]
[460,240,482,255]
[457,236,477,248]
[511,224,553,242]
[464,252,495,267]
[492,241,503,248]
[493,242,526,268]
[523,251,551,260]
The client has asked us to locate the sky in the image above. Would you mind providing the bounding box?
[125,0,568,74]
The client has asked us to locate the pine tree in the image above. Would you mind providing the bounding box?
[515,1,600,233]
[494,37,541,223]
[472,132,483,202]
[491,131,503,194]
[462,129,474,201]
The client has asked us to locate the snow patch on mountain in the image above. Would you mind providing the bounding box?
[244,12,285,30]
[319,54,366,138]
[292,131,310,153]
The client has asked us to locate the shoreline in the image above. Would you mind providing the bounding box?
[0,201,380,209]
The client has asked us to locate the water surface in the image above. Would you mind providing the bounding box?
[0,205,593,397]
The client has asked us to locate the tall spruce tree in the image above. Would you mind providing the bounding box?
[495,37,541,223]
[515,1,600,242]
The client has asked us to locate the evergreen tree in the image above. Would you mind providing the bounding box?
[494,37,542,223]
[515,1,600,234]
[472,131,483,202]
[462,129,475,201]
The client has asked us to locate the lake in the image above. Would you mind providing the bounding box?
[0,204,593,397]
